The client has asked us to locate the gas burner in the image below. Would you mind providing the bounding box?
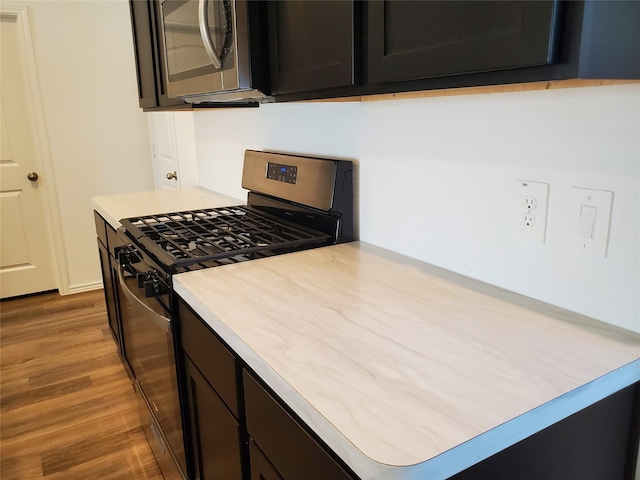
[121,206,331,270]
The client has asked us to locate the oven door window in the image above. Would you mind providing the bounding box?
[162,0,233,82]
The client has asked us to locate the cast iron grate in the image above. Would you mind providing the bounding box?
[121,206,331,269]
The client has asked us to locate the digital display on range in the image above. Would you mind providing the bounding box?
[266,162,297,184]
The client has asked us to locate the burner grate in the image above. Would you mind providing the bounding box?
[122,206,331,267]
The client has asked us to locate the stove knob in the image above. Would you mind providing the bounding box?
[155,282,168,296]
[143,272,168,297]
[117,246,139,269]
[117,250,129,267]
[143,279,156,298]
[136,272,148,288]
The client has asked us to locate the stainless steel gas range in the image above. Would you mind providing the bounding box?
[114,150,354,479]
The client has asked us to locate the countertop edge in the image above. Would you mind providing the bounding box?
[174,274,640,480]
[90,187,244,230]
[414,360,640,480]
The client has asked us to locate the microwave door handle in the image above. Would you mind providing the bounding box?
[117,266,171,334]
[198,0,222,69]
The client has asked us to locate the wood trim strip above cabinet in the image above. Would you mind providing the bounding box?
[302,79,639,104]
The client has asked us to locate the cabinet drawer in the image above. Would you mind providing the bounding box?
[249,438,283,480]
[244,370,355,480]
[106,221,121,257]
[178,300,240,418]
[94,211,108,247]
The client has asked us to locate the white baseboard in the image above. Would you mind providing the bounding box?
[63,282,103,295]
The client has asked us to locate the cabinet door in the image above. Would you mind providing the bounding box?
[184,355,243,480]
[267,1,358,95]
[129,0,158,108]
[244,370,356,480]
[367,0,560,83]
[249,439,283,480]
[129,0,185,109]
[97,239,120,350]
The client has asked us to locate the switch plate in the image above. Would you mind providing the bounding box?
[571,187,613,258]
[514,180,549,244]
[579,205,597,239]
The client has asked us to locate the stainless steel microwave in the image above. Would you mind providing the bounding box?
[160,0,269,103]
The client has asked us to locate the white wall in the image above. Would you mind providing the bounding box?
[192,84,640,333]
[17,0,154,292]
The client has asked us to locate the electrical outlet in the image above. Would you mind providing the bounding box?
[524,196,537,210]
[523,213,536,227]
[514,181,549,244]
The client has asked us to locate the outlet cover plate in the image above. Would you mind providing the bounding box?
[514,180,549,244]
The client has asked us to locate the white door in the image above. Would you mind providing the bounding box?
[148,112,180,189]
[0,11,57,298]
[147,112,199,190]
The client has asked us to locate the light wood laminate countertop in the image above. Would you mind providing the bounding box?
[174,242,640,480]
[91,187,243,230]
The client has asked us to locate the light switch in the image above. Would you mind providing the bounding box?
[579,205,597,239]
[571,188,613,258]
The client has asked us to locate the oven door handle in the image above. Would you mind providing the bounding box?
[117,266,172,333]
[199,0,223,69]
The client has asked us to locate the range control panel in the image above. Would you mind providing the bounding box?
[266,162,297,184]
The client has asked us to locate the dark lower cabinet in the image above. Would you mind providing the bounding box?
[96,239,119,347]
[243,369,356,480]
[94,211,127,372]
[183,355,243,480]
[249,439,283,480]
[179,300,240,418]
[178,298,246,480]
[267,0,358,95]
[176,297,638,480]
[177,298,356,480]
[449,383,639,480]
[367,1,559,83]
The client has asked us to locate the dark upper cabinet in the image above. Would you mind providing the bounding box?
[367,1,560,84]
[129,0,187,110]
[267,1,359,95]
[127,1,638,103]
[267,0,639,101]
[569,0,640,79]
[129,0,155,109]
[365,0,640,91]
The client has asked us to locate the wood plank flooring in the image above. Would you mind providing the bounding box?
[0,290,163,479]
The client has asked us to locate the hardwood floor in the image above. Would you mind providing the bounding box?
[0,289,163,479]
